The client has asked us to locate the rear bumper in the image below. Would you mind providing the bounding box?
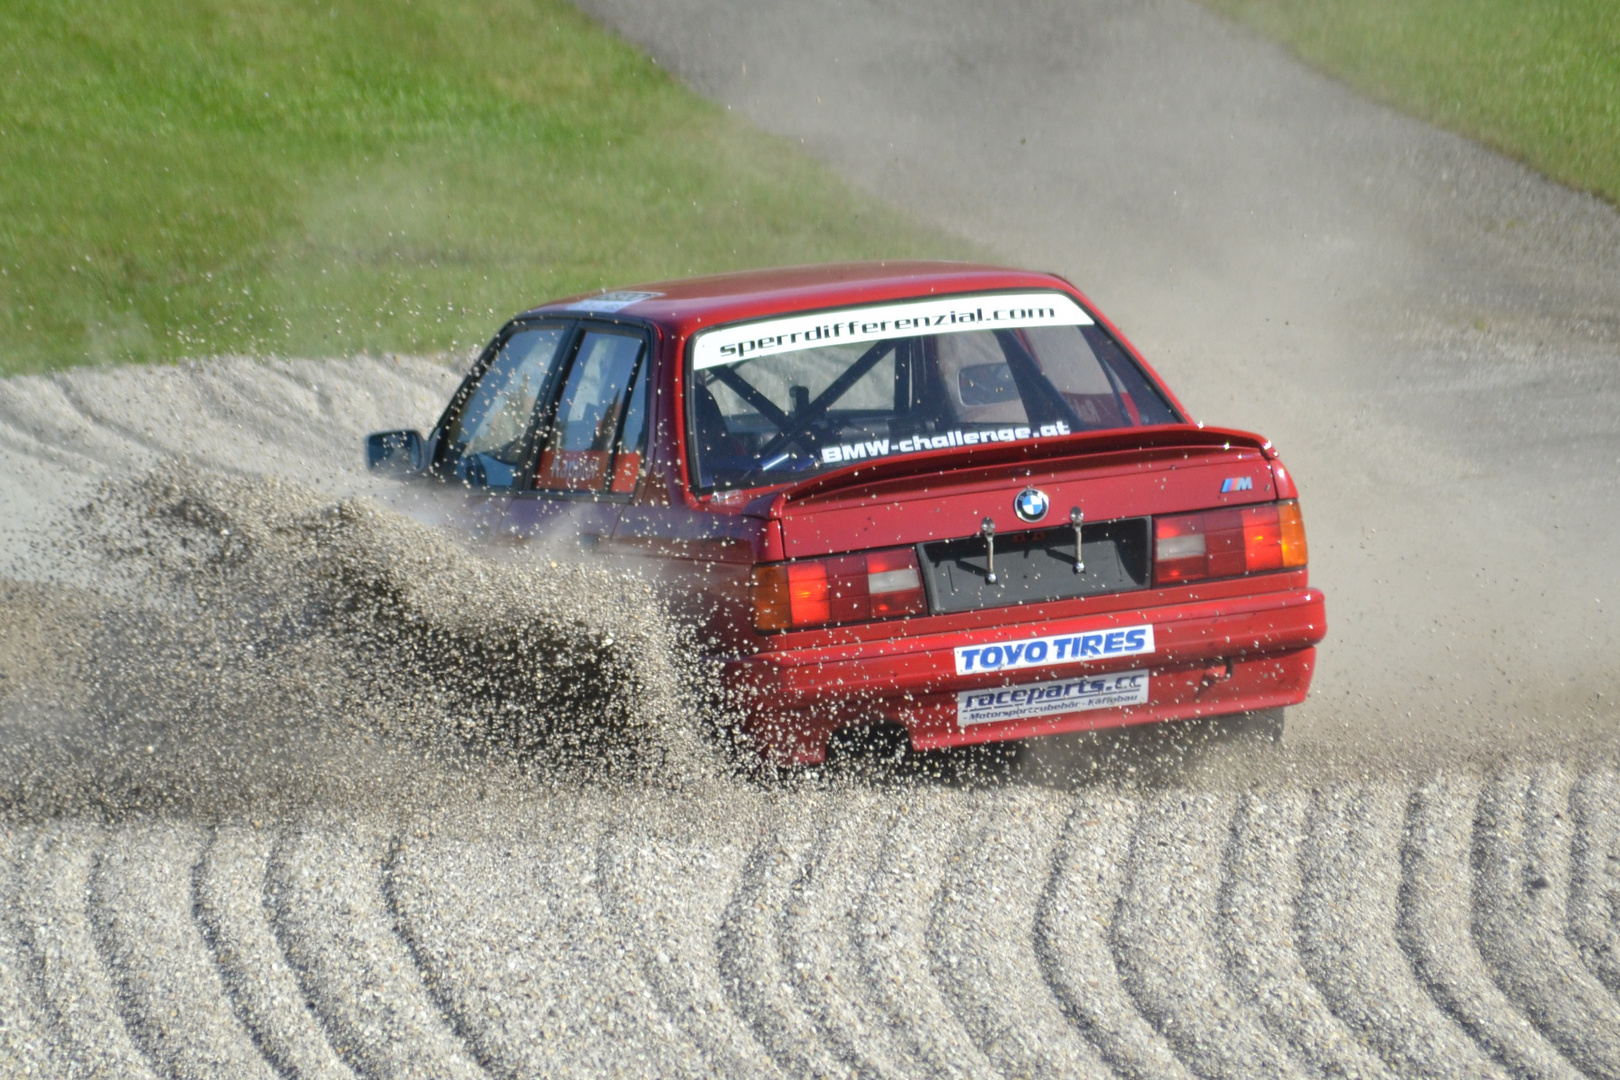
[725,587,1326,764]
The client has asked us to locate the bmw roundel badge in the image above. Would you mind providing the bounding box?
[1014,487,1049,523]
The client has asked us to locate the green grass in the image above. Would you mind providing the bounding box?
[0,0,964,375]
[1202,0,1620,207]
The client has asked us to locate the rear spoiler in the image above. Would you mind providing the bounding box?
[741,424,1275,520]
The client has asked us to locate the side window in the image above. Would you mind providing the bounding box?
[441,324,569,487]
[537,329,648,494]
[1079,326,1179,426]
[1023,325,1180,429]
[611,357,651,494]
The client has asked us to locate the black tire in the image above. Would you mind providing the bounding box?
[824,722,1023,787]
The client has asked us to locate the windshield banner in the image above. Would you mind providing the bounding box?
[691,291,1093,370]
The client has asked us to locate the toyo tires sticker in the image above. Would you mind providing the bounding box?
[954,624,1153,676]
[958,670,1149,726]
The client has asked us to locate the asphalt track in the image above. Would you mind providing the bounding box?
[4,0,1620,1076]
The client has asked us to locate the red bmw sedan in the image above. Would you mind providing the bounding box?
[368,262,1325,763]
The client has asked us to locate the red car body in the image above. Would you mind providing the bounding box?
[370,262,1325,764]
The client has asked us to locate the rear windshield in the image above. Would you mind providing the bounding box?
[686,291,1179,492]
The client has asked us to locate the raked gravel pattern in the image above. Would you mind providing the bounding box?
[6,776,1620,1077]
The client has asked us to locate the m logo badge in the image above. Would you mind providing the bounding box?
[1220,476,1254,493]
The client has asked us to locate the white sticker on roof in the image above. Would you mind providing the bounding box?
[568,290,662,313]
[691,291,1092,370]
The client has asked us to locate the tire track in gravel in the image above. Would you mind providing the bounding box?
[593,806,786,1079]
[1567,770,1620,998]
[1111,788,1304,1079]
[266,827,488,1080]
[52,378,202,468]
[16,776,1620,1074]
[0,378,142,475]
[379,840,519,1079]
[928,788,1116,1079]
[194,826,359,1080]
[0,356,458,489]
[1297,785,1507,1079]
[0,356,461,580]
[0,424,97,477]
[13,822,164,1079]
[715,811,856,1079]
[1219,790,1399,1079]
[89,824,278,1080]
[780,796,924,1079]
[1399,776,1581,1080]
[1034,794,1193,1080]
[849,793,993,1080]
[1472,769,1620,1077]
[0,827,70,1079]
[384,830,590,1077]
[387,806,704,1078]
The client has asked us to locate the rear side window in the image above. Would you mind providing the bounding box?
[687,291,1179,492]
[537,329,648,494]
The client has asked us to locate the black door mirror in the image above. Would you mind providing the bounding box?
[366,429,424,474]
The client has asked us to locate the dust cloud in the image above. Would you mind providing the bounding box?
[0,458,736,823]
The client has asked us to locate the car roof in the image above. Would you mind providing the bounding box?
[524,261,1080,338]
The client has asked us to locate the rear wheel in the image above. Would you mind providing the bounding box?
[824,721,1023,786]
[995,708,1287,785]
[824,721,911,771]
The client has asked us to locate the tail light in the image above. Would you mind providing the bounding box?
[752,546,928,631]
[1155,500,1308,584]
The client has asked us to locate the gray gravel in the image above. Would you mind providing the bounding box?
[930,789,1112,1079]
[1568,771,1620,996]
[0,828,68,1079]
[15,822,165,1080]
[594,801,781,1078]
[267,827,489,1080]
[778,797,911,1078]
[90,824,276,1080]
[15,767,1620,1076]
[1222,790,1398,1078]
[1472,770,1620,1076]
[719,804,871,1079]
[1037,796,1196,1080]
[1399,776,1580,1080]
[195,826,361,1080]
[1300,786,1510,1079]
[852,796,987,1078]
[1113,789,1304,1078]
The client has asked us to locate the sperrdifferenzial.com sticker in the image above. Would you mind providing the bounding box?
[957,670,1149,726]
[691,291,1092,369]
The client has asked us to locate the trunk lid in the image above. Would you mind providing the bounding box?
[751,424,1277,560]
